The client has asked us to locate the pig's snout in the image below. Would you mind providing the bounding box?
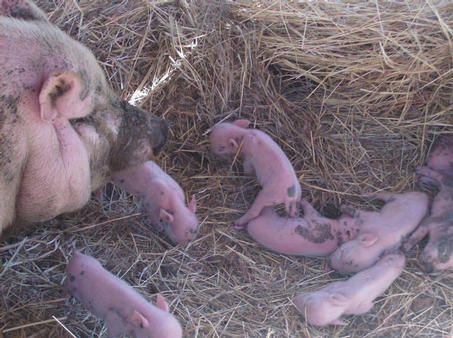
[149,118,169,156]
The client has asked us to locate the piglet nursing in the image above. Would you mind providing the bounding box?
[403,135,453,272]
[64,251,182,338]
[112,161,199,244]
[329,191,428,273]
[210,119,301,228]
[246,200,360,256]
[293,251,405,326]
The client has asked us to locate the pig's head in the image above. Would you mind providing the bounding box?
[209,119,250,158]
[293,291,347,326]
[420,230,453,272]
[26,18,168,189]
[64,63,168,173]
[329,232,381,273]
[130,294,182,338]
[158,195,199,244]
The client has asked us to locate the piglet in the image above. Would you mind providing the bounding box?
[293,251,405,326]
[111,161,199,244]
[403,135,453,272]
[209,119,301,228]
[329,191,428,273]
[246,200,360,256]
[64,251,182,338]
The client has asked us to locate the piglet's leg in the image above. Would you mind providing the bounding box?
[402,219,431,252]
[367,191,396,202]
[104,310,126,337]
[234,190,274,228]
[300,199,319,217]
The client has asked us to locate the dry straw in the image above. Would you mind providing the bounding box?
[1,0,452,337]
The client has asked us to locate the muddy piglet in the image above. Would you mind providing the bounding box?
[403,135,453,272]
[246,200,360,256]
[64,251,182,338]
[329,191,428,273]
[112,161,199,244]
[209,119,301,228]
[293,251,405,326]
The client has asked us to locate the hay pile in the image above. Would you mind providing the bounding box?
[1,0,453,336]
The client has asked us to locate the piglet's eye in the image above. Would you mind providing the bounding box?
[218,146,225,151]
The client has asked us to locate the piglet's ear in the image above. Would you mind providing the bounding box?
[359,233,378,247]
[159,208,174,223]
[156,294,170,312]
[329,293,348,307]
[233,119,250,129]
[39,71,91,122]
[130,310,150,329]
[188,195,197,214]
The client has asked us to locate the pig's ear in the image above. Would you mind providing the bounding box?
[130,310,149,329]
[358,233,378,247]
[188,195,197,214]
[233,119,250,129]
[329,293,348,307]
[159,209,174,223]
[39,71,91,122]
[156,294,170,312]
[228,138,239,150]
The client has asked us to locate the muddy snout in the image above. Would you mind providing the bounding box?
[149,118,169,156]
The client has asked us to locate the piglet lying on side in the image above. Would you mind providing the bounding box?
[403,135,453,272]
[293,251,405,326]
[64,251,182,338]
[112,161,199,244]
[329,191,428,273]
[246,200,360,256]
[210,119,301,228]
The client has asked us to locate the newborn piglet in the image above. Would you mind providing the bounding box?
[293,251,405,326]
[246,200,360,256]
[210,119,301,228]
[112,161,199,244]
[64,251,182,338]
[403,135,453,272]
[329,191,428,273]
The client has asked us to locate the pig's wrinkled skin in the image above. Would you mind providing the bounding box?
[329,192,428,273]
[209,119,302,228]
[403,135,453,272]
[111,161,199,244]
[64,251,182,338]
[0,1,168,236]
[246,200,360,256]
[293,251,405,326]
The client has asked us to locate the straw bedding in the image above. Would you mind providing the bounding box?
[1,0,452,337]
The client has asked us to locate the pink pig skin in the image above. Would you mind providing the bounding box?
[209,119,302,228]
[111,161,199,244]
[403,135,453,272]
[64,251,182,338]
[329,191,428,274]
[293,251,405,326]
[246,200,360,256]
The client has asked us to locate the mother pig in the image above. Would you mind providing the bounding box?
[0,0,167,236]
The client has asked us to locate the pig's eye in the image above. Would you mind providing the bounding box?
[218,146,225,152]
